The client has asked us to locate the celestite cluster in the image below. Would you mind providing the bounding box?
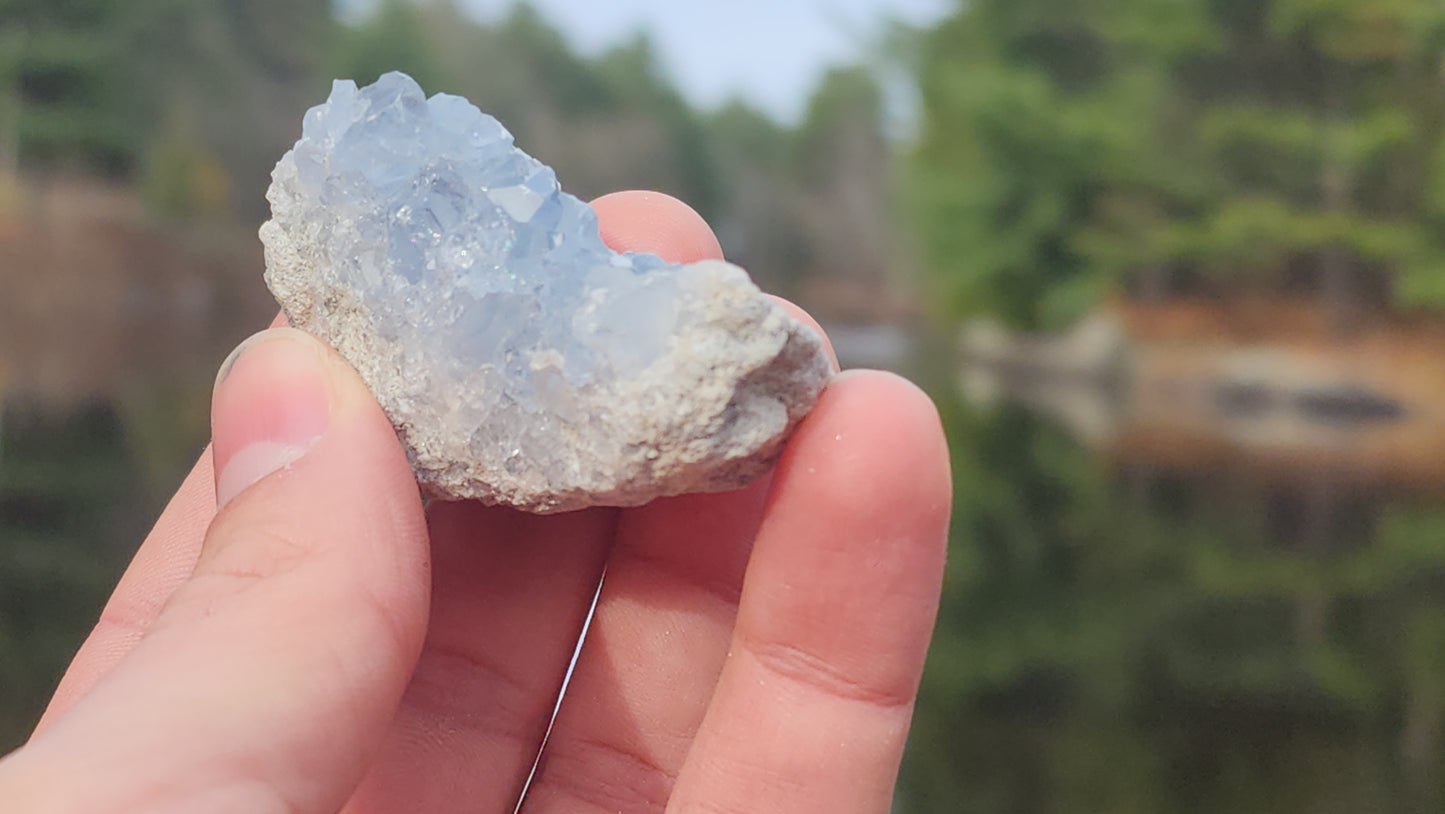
[261,72,832,512]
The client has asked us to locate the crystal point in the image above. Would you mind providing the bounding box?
[261,72,832,512]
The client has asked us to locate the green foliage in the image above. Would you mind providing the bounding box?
[1,0,332,212]
[703,100,814,295]
[794,66,883,185]
[0,400,150,751]
[897,365,1445,811]
[330,0,445,90]
[592,33,722,219]
[709,101,789,172]
[2,0,160,174]
[910,0,1445,326]
[3,0,894,294]
[141,116,231,220]
[500,3,613,117]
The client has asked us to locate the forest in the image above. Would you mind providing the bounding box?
[913,0,1445,330]
[1,0,901,312]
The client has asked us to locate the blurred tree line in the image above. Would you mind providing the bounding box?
[901,1,1445,810]
[0,0,900,308]
[911,0,1445,330]
[897,357,1445,812]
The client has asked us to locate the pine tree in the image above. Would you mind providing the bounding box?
[1,0,167,176]
[911,0,1445,328]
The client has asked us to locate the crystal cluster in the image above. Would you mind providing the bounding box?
[261,72,832,512]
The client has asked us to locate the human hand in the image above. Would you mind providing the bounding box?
[0,191,951,814]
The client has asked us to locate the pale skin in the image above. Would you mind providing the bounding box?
[0,191,952,814]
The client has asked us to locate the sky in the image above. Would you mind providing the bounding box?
[340,0,953,124]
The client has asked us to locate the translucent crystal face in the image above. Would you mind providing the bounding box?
[283,72,682,413]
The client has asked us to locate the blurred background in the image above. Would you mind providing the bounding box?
[7,0,1445,811]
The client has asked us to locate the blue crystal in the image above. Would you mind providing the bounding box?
[281,71,691,399]
[262,71,831,511]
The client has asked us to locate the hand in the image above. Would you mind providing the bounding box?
[0,191,952,814]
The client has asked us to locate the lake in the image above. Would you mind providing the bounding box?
[895,326,1445,813]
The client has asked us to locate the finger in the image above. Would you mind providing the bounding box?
[666,370,951,814]
[520,195,837,812]
[344,502,616,813]
[591,191,724,263]
[519,479,769,813]
[0,328,431,814]
[342,190,725,813]
[37,313,292,732]
[589,192,836,383]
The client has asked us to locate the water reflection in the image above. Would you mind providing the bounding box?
[901,331,1445,813]
[0,180,269,751]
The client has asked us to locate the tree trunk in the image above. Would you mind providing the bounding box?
[1321,81,1358,338]
[1136,265,1168,302]
[0,25,24,203]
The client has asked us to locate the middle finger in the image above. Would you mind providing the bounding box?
[517,478,770,814]
[342,502,615,814]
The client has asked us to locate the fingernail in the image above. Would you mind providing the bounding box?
[212,328,334,509]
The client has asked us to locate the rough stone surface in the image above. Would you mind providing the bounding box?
[260,72,832,512]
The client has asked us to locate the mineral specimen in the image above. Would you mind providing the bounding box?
[261,72,832,512]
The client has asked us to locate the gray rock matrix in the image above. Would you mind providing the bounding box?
[260,72,832,512]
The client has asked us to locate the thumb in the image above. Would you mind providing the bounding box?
[0,328,431,814]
